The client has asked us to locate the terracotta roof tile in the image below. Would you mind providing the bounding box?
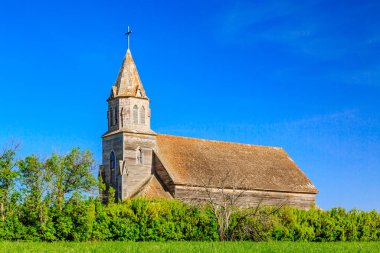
[155,134,318,194]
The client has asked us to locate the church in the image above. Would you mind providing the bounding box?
[99,42,318,209]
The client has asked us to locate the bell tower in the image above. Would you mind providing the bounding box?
[99,34,156,201]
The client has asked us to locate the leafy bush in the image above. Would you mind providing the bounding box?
[270,206,380,242]
[0,146,379,242]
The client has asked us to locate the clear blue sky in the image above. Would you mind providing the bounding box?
[1,0,379,211]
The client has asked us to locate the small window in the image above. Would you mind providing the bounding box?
[133,105,138,124]
[115,107,118,125]
[140,106,145,125]
[107,111,110,128]
[137,148,143,165]
[110,151,116,183]
[120,108,124,128]
[110,108,113,126]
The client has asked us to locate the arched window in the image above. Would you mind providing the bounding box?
[140,106,145,125]
[110,151,116,183]
[137,148,143,165]
[133,105,138,124]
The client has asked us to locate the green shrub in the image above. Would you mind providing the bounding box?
[1,147,379,242]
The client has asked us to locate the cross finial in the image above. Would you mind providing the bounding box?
[125,26,132,50]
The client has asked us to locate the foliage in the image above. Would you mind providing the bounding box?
[44,148,97,210]
[270,206,380,242]
[0,144,19,228]
[0,146,379,242]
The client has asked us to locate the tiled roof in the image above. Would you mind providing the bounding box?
[110,49,147,99]
[155,134,318,194]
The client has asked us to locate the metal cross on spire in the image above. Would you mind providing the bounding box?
[125,26,132,50]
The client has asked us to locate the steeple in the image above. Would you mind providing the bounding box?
[109,49,147,100]
[105,33,153,135]
[100,30,156,203]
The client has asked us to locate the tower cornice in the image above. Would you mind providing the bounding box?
[102,129,157,138]
[106,95,150,103]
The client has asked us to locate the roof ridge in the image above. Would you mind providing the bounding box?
[157,133,283,150]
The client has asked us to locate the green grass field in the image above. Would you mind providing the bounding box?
[0,242,379,253]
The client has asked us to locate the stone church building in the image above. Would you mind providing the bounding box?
[99,47,318,209]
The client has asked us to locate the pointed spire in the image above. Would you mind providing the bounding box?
[112,49,147,99]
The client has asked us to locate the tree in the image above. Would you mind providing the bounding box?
[44,148,97,210]
[0,143,19,224]
[199,170,245,240]
[18,155,49,226]
[197,169,287,241]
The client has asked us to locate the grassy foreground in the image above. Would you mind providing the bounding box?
[0,241,379,253]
